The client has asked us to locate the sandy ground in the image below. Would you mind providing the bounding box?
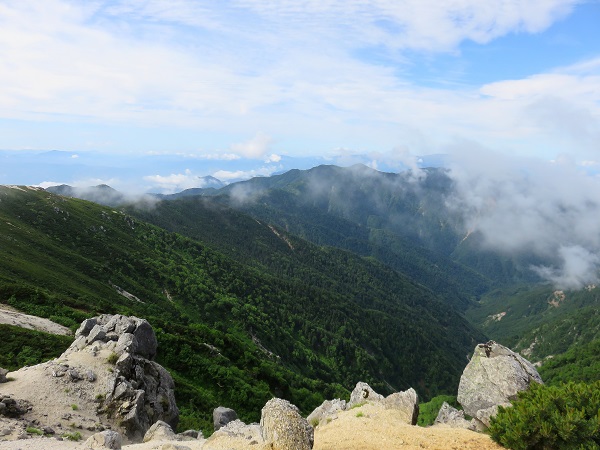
[0,403,503,450]
[0,304,71,335]
[313,404,503,450]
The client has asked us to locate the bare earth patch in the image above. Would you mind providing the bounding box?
[314,403,503,450]
[0,304,71,335]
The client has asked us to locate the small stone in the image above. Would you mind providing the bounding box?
[213,406,238,431]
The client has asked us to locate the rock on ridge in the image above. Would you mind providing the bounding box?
[261,398,314,450]
[306,399,346,427]
[433,402,474,429]
[65,314,179,440]
[457,340,543,428]
[346,382,419,425]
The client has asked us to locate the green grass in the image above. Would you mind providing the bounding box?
[62,431,82,441]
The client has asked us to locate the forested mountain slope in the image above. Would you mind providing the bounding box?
[0,185,484,432]
[159,165,501,310]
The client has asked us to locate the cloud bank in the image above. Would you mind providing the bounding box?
[446,146,600,289]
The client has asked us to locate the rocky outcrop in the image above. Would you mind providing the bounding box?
[307,399,346,427]
[64,314,179,440]
[347,382,419,425]
[65,314,158,360]
[213,406,238,431]
[457,341,543,427]
[261,398,314,450]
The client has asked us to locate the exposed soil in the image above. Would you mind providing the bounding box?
[0,304,71,335]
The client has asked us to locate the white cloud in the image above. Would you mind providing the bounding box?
[198,153,241,161]
[230,133,273,159]
[265,154,281,163]
[213,166,280,181]
[143,169,205,192]
[446,146,600,289]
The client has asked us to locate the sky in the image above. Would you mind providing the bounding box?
[0,0,599,189]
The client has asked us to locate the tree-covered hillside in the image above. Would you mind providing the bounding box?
[161,165,501,310]
[0,185,484,433]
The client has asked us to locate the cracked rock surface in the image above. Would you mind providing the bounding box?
[457,340,543,427]
[1,314,178,444]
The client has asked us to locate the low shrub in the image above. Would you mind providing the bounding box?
[62,431,82,441]
[489,381,600,450]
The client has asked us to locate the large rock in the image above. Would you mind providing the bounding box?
[0,395,30,417]
[67,314,158,360]
[260,398,314,450]
[213,406,238,431]
[457,341,543,427]
[383,388,419,425]
[306,399,346,427]
[347,382,419,425]
[143,420,177,442]
[84,430,123,449]
[348,382,384,408]
[433,402,473,429]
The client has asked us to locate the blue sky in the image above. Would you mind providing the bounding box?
[0,0,599,191]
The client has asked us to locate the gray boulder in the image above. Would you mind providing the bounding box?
[457,341,543,427]
[433,402,472,429]
[0,367,8,383]
[260,398,314,450]
[0,395,30,417]
[306,399,346,427]
[84,430,123,449]
[213,406,238,431]
[143,420,177,443]
[347,382,384,408]
[383,388,419,425]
